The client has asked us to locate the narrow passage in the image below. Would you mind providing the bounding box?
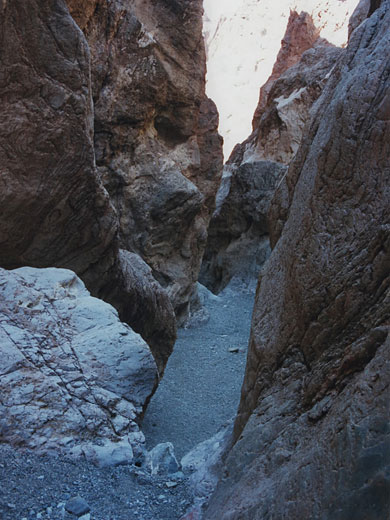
[142,282,256,459]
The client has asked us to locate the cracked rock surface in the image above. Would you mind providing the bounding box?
[0,267,158,465]
[204,3,390,518]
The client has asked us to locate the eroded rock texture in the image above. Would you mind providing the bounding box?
[200,161,286,293]
[204,4,390,519]
[0,267,157,466]
[0,0,117,283]
[67,0,223,322]
[201,11,341,293]
[0,0,189,372]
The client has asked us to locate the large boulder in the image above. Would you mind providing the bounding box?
[67,0,223,323]
[204,3,390,519]
[0,267,158,466]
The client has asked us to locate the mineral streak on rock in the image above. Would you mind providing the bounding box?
[204,3,390,518]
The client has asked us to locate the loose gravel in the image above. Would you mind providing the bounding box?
[0,281,255,520]
[143,282,255,459]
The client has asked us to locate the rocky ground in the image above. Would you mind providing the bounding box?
[143,281,255,459]
[0,281,255,520]
[0,444,192,520]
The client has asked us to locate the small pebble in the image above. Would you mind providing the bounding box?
[228,347,239,353]
[65,496,91,516]
[165,481,178,488]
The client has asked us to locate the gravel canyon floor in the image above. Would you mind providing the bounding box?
[143,282,255,459]
[0,282,255,520]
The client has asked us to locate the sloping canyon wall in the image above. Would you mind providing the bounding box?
[0,0,223,377]
[204,2,390,518]
[201,9,344,292]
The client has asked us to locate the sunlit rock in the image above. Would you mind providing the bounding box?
[0,267,158,464]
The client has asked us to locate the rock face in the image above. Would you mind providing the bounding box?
[200,11,341,293]
[0,267,158,466]
[249,11,342,165]
[0,0,117,283]
[203,0,360,157]
[0,0,221,370]
[102,250,176,374]
[67,0,223,323]
[204,4,390,519]
[199,161,286,293]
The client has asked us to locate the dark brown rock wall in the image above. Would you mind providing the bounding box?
[0,0,177,374]
[68,0,223,322]
[204,3,390,518]
[0,0,117,280]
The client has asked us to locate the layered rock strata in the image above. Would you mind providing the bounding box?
[204,3,390,518]
[0,267,158,466]
[201,11,341,292]
[67,0,223,323]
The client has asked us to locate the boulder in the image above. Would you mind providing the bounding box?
[204,4,390,518]
[0,267,158,464]
[145,442,180,476]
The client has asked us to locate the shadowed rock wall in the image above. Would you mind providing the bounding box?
[0,0,223,372]
[67,0,223,323]
[204,3,390,518]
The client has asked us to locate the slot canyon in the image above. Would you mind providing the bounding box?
[0,1,389,519]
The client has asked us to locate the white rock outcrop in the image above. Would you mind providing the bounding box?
[0,267,158,466]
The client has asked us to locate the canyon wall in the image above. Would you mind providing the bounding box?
[67,0,223,323]
[201,10,342,293]
[0,0,223,380]
[204,2,390,518]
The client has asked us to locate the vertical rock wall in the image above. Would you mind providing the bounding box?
[200,11,342,293]
[204,3,390,518]
[67,0,223,323]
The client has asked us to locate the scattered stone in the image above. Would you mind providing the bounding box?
[145,443,180,476]
[228,347,239,353]
[165,481,178,488]
[65,496,91,517]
